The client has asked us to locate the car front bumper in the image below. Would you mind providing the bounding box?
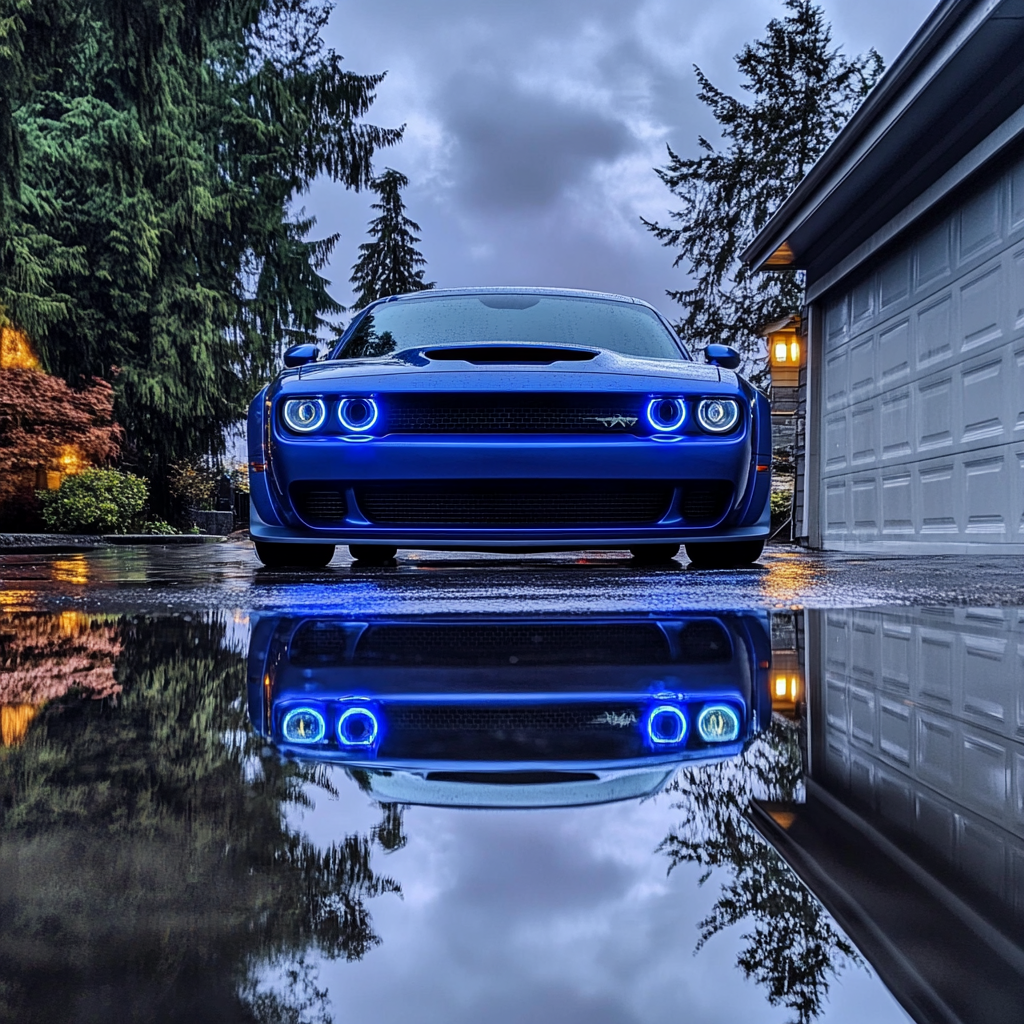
[250,428,771,548]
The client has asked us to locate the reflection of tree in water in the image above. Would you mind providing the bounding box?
[0,615,401,1024]
[658,719,859,1024]
[343,314,398,359]
[346,768,408,854]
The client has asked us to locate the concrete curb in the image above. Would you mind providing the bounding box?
[103,534,227,545]
[0,533,227,554]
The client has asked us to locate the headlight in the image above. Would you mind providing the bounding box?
[337,706,380,747]
[647,705,687,745]
[338,397,379,433]
[282,398,327,433]
[697,704,740,742]
[646,397,686,432]
[695,398,740,433]
[281,707,326,744]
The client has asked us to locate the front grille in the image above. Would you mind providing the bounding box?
[388,704,640,731]
[680,482,732,524]
[378,701,649,760]
[354,480,672,526]
[291,485,347,526]
[380,393,645,434]
[352,622,673,667]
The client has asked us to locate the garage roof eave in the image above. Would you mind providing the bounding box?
[741,0,1010,274]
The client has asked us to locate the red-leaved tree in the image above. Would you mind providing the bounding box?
[0,369,122,527]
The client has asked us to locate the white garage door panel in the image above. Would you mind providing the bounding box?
[819,149,1024,550]
[813,609,1024,904]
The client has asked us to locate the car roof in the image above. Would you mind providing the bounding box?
[375,286,657,310]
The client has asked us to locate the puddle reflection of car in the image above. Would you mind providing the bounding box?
[247,614,771,808]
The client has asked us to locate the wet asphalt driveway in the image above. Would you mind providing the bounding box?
[2,539,1023,612]
[3,540,1024,1024]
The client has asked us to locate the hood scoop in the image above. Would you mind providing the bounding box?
[424,345,598,365]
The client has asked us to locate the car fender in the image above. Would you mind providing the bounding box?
[248,388,286,527]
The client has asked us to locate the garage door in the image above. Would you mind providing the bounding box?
[817,149,1024,551]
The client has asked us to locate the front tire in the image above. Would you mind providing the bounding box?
[685,539,764,568]
[629,544,680,564]
[254,541,335,569]
[349,544,398,565]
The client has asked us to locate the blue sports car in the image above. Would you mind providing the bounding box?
[247,287,771,567]
[246,612,772,808]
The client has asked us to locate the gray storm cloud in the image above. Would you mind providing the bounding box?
[316,0,938,311]
[444,75,635,212]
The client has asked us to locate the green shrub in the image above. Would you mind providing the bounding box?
[142,519,178,535]
[39,469,149,534]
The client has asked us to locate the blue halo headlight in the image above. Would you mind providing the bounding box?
[338,397,379,433]
[697,704,740,742]
[646,397,686,433]
[695,399,740,434]
[282,398,327,433]
[281,707,326,744]
[647,705,687,745]
[337,706,379,747]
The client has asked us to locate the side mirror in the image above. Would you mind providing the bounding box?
[283,343,319,368]
[704,344,741,370]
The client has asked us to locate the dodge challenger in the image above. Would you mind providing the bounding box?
[247,287,771,567]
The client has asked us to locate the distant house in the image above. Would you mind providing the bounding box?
[744,0,1024,553]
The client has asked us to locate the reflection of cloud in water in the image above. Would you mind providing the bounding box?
[301,754,908,1024]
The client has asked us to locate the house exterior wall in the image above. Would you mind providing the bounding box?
[811,146,1024,551]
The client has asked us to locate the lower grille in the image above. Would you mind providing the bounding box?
[288,620,729,668]
[291,485,347,526]
[680,482,732,524]
[353,622,673,667]
[675,620,732,662]
[354,481,672,526]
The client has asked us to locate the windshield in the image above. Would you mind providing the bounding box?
[335,293,687,361]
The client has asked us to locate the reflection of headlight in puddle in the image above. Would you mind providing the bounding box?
[337,706,379,747]
[647,705,687,745]
[281,707,326,744]
[697,705,740,742]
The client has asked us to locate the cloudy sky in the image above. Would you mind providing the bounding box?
[286,769,911,1023]
[308,0,938,319]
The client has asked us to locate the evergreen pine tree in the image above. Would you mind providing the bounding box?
[350,168,434,310]
[0,0,401,503]
[643,0,883,380]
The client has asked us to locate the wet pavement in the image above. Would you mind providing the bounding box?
[1,542,1022,1023]
[2,539,1024,613]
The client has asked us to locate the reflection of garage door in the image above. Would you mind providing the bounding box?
[817,150,1024,552]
